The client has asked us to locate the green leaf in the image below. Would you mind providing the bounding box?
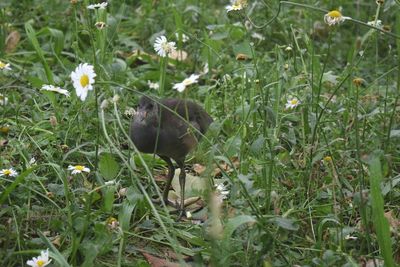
[119,199,136,231]
[223,215,256,238]
[37,27,65,55]
[269,217,299,231]
[250,135,265,155]
[99,153,119,180]
[103,185,115,213]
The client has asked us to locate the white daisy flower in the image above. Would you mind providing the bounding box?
[153,36,176,58]
[173,74,200,92]
[87,2,108,9]
[175,32,189,42]
[0,168,18,177]
[26,249,52,267]
[68,165,90,175]
[285,98,301,109]
[70,63,96,101]
[324,10,351,26]
[0,60,11,71]
[147,80,159,90]
[0,93,8,105]
[226,0,247,12]
[41,84,70,97]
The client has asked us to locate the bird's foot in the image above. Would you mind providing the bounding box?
[151,197,175,207]
[169,206,186,220]
[177,208,186,221]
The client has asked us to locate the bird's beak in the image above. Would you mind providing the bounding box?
[138,110,147,122]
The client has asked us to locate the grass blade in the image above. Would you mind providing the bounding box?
[369,157,395,267]
[24,22,54,84]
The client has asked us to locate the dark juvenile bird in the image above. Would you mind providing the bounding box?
[130,95,213,218]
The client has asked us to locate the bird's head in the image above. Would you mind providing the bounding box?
[134,96,159,125]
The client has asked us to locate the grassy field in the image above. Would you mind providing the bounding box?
[1,0,400,266]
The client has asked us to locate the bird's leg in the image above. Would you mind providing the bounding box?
[158,155,175,207]
[177,160,186,220]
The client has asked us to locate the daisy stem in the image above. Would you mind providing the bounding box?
[159,56,168,96]
[353,83,369,246]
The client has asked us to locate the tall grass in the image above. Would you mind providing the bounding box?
[0,0,399,266]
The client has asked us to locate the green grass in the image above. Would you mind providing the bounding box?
[1,0,400,266]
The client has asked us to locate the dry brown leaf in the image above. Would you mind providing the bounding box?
[169,49,187,61]
[0,139,8,147]
[5,30,21,53]
[235,53,250,61]
[52,235,61,247]
[362,258,384,267]
[142,252,181,267]
[193,163,206,175]
[154,173,167,182]
[162,249,190,261]
[384,210,400,232]
[213,157,240,177]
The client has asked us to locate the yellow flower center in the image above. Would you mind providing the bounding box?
[106,217,118,225]
[233,0,247,8]
[290,99,298,105]
[232,3,241,9]
[182,79,192,86]
[3,169,12,176]
[323,156,332,162]
[0,61,5,69]
[327,10,342,18]
[74,165,85,171]
[161,42,172,54]
[80,74,89,88]
[37,260,45,267]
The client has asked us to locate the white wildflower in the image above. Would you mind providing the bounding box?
[173,74,200,92]
[153,36,176,57]
[41,84,70,97]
